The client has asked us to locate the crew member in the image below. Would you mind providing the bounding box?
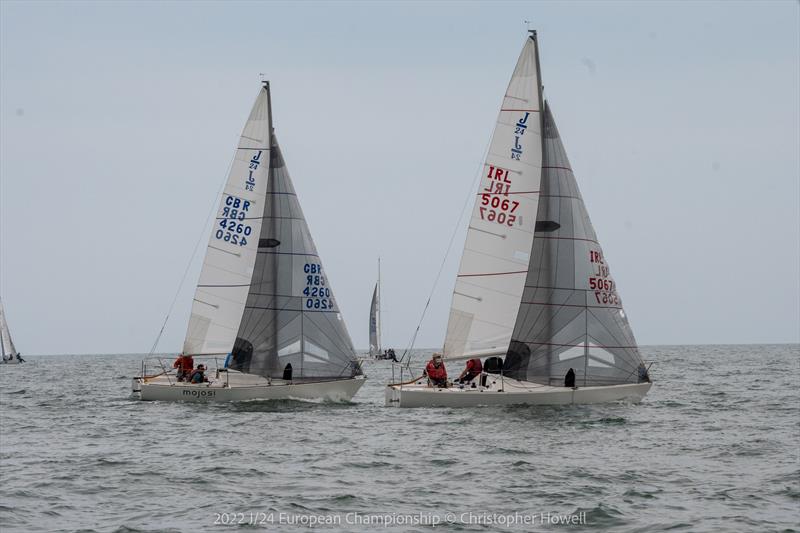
[189,364,208,384]
[423,353,448,388]
[457,358,482,384]
[173,353,194,382]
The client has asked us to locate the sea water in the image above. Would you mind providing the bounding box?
[0,345,798,532]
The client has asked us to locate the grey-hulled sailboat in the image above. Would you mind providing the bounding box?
[386,32,651,407]
[134,82,365,402]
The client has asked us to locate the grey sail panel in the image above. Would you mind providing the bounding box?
[504,103,643,386]
[368,284,379,357]
[228,135,360,380]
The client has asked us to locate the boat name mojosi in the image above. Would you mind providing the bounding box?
[182,389,216,398]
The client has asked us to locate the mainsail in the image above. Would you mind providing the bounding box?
[503,103,644,386]
[442,34,544,361]
[226,104,359,379]
[0,297,18,358]
[368,282,380,357]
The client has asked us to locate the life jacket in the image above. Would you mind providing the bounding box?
[173,355,194,371]
[425,360,447,381]
[190,370,204,383]
[466,358,482,374]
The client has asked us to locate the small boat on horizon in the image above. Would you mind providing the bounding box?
[0,297,24,365]
[386,31,652,408]
[133,81,365,402]
[367,258,398,362]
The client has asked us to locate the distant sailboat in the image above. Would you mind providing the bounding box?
[386,32,652,407]
[0,298,23,364]
[368,259,382,358]
[134,81,365,402]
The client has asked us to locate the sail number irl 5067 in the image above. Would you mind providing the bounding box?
[588,250,619,305]
[479,166,519,227]
[303,263,334,311]
[216,195,253,246]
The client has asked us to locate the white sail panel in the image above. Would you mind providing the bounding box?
[368,283,380,356]
[183,87,271,355]
[443,36,543,360]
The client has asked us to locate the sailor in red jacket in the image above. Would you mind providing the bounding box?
[172,353,194,382]
[424,353,448,388]
[457,357,482,384]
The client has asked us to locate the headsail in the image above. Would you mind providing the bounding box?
[368,282,380,357]
[0,297,18,358]
[504,103,644,386]
[183,85,272,357]
[226,122,360,380]
[443,34,543,360]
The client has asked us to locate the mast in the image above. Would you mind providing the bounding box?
[377,257,381,352]
[264,80,282,378]
[531,29,554,383]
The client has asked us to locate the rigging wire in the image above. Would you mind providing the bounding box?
[398,130,494,367]
[147,152,237,357]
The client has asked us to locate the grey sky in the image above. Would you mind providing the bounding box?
[1,1,798,355]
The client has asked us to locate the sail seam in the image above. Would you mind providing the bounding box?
[475,190,540,196]
[521,301,622,310]
[537,236,599,244]
[458,270,528,277]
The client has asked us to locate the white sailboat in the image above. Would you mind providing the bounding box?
[386,32,652,407]
[134,81,365,402]
[368,259,382,358]
[0,297,23,364]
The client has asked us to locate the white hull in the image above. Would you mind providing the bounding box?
[133,370,365,403]
[385,375,651,408]
[0,358,21,364]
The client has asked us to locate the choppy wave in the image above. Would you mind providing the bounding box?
[1,345,799,532]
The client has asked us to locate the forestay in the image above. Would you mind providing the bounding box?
[183,86,272,357]
[368,283,380,357]
[443,35,543,360]
[504,103,644,386]
[227,131,361,380]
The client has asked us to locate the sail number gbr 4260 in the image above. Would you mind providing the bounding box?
[215,195,253,246]
[303,263,334,311]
